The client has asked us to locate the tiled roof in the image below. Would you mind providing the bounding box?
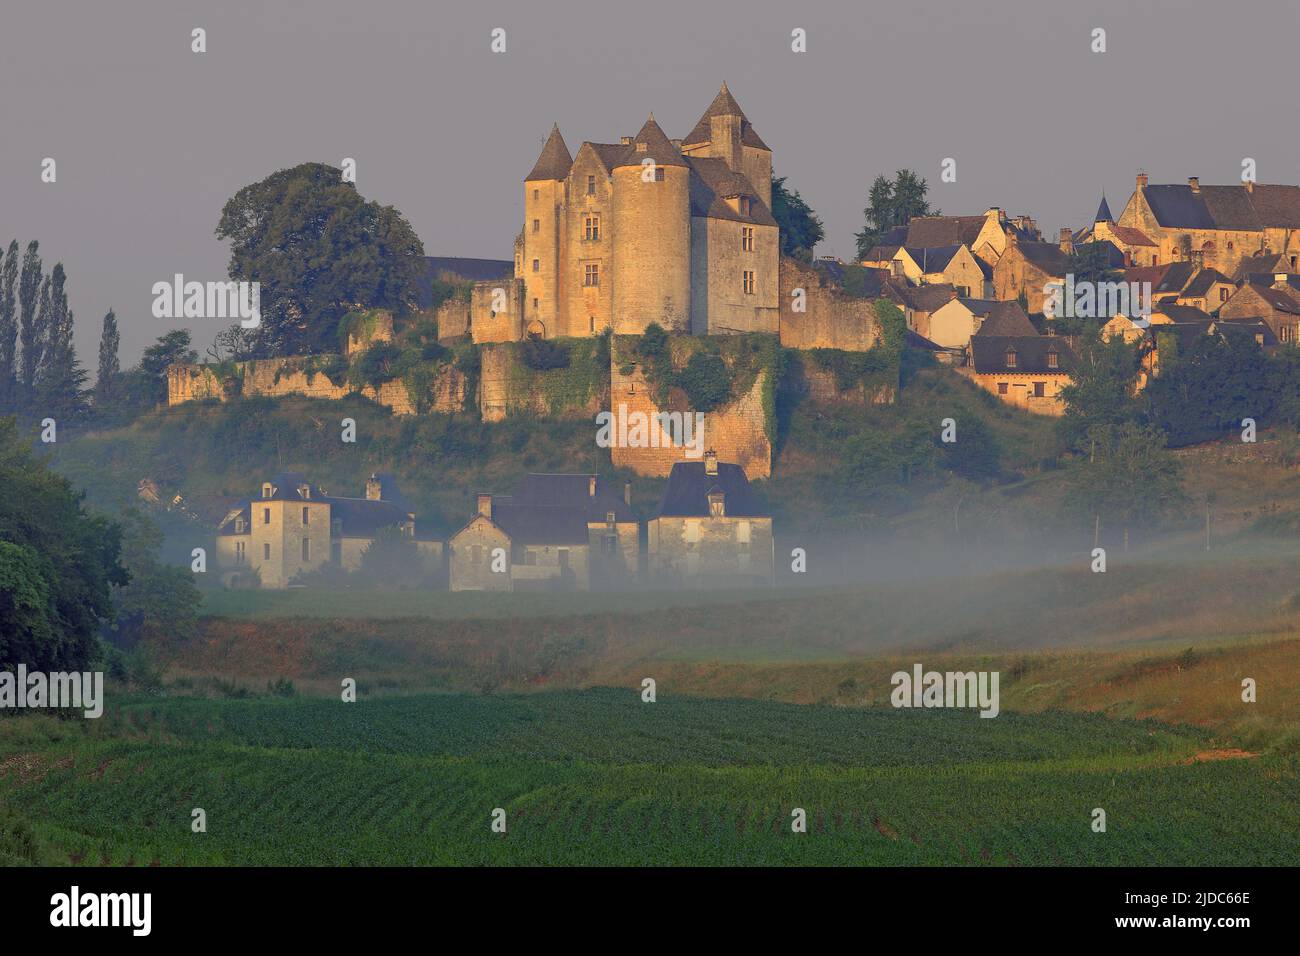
[615,116,689,169]
[1180,268,1231,298]
[511,474,635,523]
[1153,303,1214,323]
[904,215,987,248]
[885,282,957,312]
[1107,224,1157,247]
[967,300,1037,336]
[1141,183,1300,230]
[525,124,573,181]
[490,503,590,545]
[687,156,777,225]
[1014,241,1068,275]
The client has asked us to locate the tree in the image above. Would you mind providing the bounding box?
[0,241,17,408]
[96,310,120,403]
[771,173,824,262]
[854,170,936,260]
[1057,329,1140,452]
[1067,421,1185,544]
[105,507,201,650]
[0,416,127,671]
[1144,331,1274,446]
[354,525,426,589]
[943,414,1002,480]
[122,329,197,408]
[204,322,257,363]
[36,263,86,422]
[215,163,426,355]
[17,242,42,402]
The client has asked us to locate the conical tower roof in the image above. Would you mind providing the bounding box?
[683,82,769,150]
[1095,194,1113,222]
[525,123,573,181]
[615,114,688,169]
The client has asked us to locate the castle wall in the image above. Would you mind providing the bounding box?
[561,149,615,337]
[523,178,565,339]
[741,145,772,209]
[469,278,524,344]
[777,257,883,351]
[475,342,608,423]
[690,218,779,334]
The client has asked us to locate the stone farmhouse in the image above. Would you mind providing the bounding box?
[216,472,442,589]
[960,336,1078,416]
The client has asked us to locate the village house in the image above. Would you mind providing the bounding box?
[878,209,1041,267]
[448,474,638,591]
[926,298,1037,351]
[992,239,1067,314]
[962,336,1077,416]
[1074,197,1159,267]
[884,282,960,339]
[647,450,774,587]
[1218,274,1300,344]
[216,472,441,589]
[1116,173,1300,276]
[881,244,992,297]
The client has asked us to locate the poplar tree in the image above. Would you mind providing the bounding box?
[96,309,120,402]
[17,241,42,402]
[0,241,17,407]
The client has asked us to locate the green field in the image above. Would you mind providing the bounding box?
[2,690,1296,866]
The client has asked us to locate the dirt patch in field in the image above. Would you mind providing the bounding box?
[1184,749,1261,764]
[0,752,72,785]
[873,816,898,840]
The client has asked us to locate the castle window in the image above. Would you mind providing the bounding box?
[1227,241,1234,252]
[587,175,596,195]
[742,270,755,295]
[1047,350,1059,369]
[533,297,539,309]
[263,543,271,560]
[302,506,309,525]
[585,215,600,241]
[589,316,595,333]
[742,226,754,251]
[1004,348,1018,368]
[263,507,271,525]
[532,219,539,233]
[533,189,539,200]
[584,263,600,287]
[532,259,540,273]
[302,539,310,562]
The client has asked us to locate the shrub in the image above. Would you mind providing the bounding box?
[348,341,402,389]
[521,337,571,371]
[677,351,731,411]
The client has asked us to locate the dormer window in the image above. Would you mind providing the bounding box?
[1005,348,1018,369]
[1047,350,1059,370]
[262,483,273,499]
[606,511,616,525]
[235,517,246,534]
[708,491,726,518]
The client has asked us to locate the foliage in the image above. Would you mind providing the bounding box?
[1056,329,1140,451]
[216,163,425,355]
[771,173,824,262]
[355,526,429,589]
[104,507,202,650]
[521,337,571,371]
[1066,422,1185,530]
[347,341,403,390]
[0,417,126,671]
[1144,333,1276,446]
[676,351,731,411]
[854,170,936,260]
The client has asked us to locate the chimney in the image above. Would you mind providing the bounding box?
[623,480,632,507]
[620,135,632,145]
[1191,249,1205,270]
[704,449,718,477]
[1136,172,1149,190]
[477,494,492,520]
[366,474,383,501]
[1275,273,1290,288]
[1059,227,1074,254]
[1245,179,1255,194]
[1188,176,1200,193]
[588,475,597,497]
[949,288,959,301]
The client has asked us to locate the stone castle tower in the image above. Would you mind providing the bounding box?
[513,84,779,340]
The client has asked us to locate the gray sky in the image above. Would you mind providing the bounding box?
[2,0,1297,363]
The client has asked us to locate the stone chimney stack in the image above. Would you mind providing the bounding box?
[477,494,492,520]
[1136,172,1149,189]
[366,474,383,501]
[1188,176,1200,193]
[704,449,718,477]
[1059,227,1074,255]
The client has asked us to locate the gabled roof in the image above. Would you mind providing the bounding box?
[526,124,573,182]
[969,335,1076,375]
[615,115,688,169]
[1180,268,1232,298]
[1216,317,1279,348]
[1140,183,1300,231]
[491,503,590,545]
[655,460,768,518]
[884,282,957,312]
[1247,284,1300,315]
[1234,252,1289,282]
[1153,261,1197,296]
[1153,303,1214,324]
[903,215,987,248]
[903,244,962,273]
[511,473,635,523]
[965,300,1037,336]
[682,82,769,150]
[687,156,776,225]
[863,244,903,262]
[1013,241,1068,275]
[327,498,413,539]
[1106,224,1157,247]
[1150,321,1212,350]
[1124,263,1173,288]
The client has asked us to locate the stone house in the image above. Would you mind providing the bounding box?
[1218,275,1300,344]
[1116,173,1300,276]
[647,450,773,587]
[881,209,1041,267]
[215,472,441,589]
[884,282,960,339]
[927,298,1036,351]
[1074,197,1159,267]
[962,336,1077,416]
[887,244,992,297]
[448,474,637,591]
[992,240,1067,314]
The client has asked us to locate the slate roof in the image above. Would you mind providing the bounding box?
[968,335,1077,375]
[1124,264,1173,288]
[1095,196,1113,222]
[1014,241,1068,275]
[965,300,1037,336]
[904,216,987,248]
[1248,284,1300,315]
[1180,268,1231,298]
[1140,183,1300,230]
[327,498,414,539]
[687,156,776,225]
[526,124,574,181]
[863,244,902,262]
[682,83,769,150]
[615,116,689,169]
[1234,252,1289,282]
[655,460,768,518]
[1150,322,1212,350]
[904,244,962,273]
[490,503,590,546]
[885,282,957,312]
[1152,303,1214,324]
[1216,317,1279,347]
[511,474,636,523]
[1152,262,1197,296]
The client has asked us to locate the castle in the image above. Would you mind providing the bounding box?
[478,83,781,342]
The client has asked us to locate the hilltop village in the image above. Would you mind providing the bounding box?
[164,84,1300,591]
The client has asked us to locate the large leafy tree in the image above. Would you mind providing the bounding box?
[105,507,201,650]
[1144,332,1275,446]
[0,416,127,671]
[1057,329,1140,452]
[771,173,824,262]
[1067,421,1185,542]
[854,170,936,260]
[216,163,426,356]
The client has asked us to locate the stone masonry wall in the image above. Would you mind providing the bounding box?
[778,257,882,351]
